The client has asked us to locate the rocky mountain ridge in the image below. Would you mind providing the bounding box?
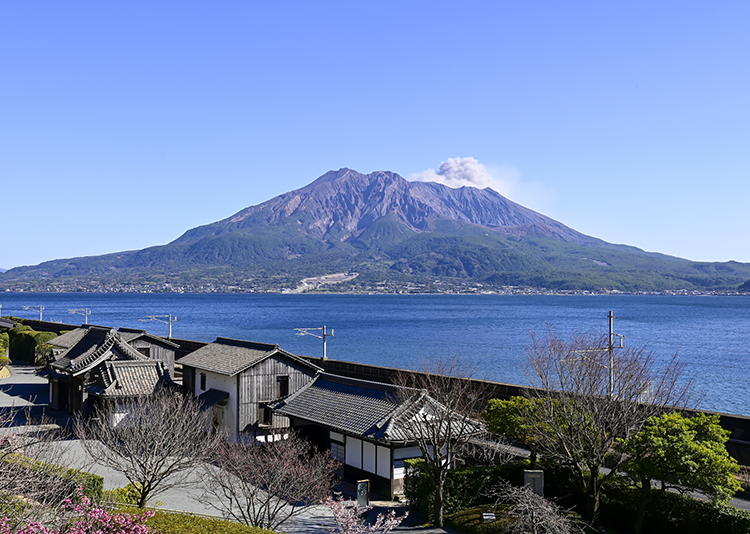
[175,168,600,246]
[2,168,749,293]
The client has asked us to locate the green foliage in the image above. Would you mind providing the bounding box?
[621,412,741,502]
[7,328,57,365]
[0,332,9,355]
[0,357,10,369]
[125,508,278,534]
[2,453,103,502]
[404,458,529,519]
[104,483,143,505]
[600,483,750,534]
[445,505,513,534]
[483,397,536,447]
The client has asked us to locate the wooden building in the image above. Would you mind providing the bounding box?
[268,372,481,499]
[85,359,176,426]
[177,337,322,441]
[46,325,178,414]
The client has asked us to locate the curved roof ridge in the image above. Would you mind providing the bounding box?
[70,328,118,372]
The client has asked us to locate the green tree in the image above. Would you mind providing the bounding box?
[522,330,694,526]
[621,411,741,534]
[483,396,540,467]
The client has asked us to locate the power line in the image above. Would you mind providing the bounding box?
[69,308,92,324]
[22,305,44,321]
[140,314,177,338]
[294,325,334,360]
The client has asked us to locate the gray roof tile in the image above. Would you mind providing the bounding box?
[49,326,90,349]
[118,328,179,348]
[271,373,416,440]
[177,337,321,376]
[271,372,483,443]
[89,360,169,397]
[50,326,147,375]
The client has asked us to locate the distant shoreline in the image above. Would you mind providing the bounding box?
[2,288,748,297]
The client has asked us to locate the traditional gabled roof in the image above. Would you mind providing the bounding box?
[49,326,147,376]
[269,372,419,441]
[48,325,93,349]
[270,372,484,443]
[0,317,17,330]
[88,360,170,398]
[177,337,322,377]
[118,327,179,348]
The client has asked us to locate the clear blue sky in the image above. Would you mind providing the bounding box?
[2,1,748,270]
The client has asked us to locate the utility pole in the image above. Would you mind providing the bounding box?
[565,310,624,397]
[22,305,44,321]
[295,325,334,360]
[69,308,92,324]
[607,311,624,397]
[140,314,177,338]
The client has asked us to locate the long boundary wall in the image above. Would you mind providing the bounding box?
[20,318,750,465]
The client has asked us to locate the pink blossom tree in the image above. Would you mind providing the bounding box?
[324,493,408,534]
[0,489,153,534]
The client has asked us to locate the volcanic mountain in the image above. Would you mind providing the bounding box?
[2,168,749,292]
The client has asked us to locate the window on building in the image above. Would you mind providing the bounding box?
[258,405,271,426]
[276,375,289,398]
[330,440,345,463]
[200,373,206,391]
[136,347,151,358]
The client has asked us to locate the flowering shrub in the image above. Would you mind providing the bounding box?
[323,493,408,534]
[0,490,153,534]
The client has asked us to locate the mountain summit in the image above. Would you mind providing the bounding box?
[2,168,749,293]
[175,168,596,246]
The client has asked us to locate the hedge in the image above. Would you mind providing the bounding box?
[600,482,750,534]
[7,326,57,365]
[404,459,530,519]
[3,453,103,503]
[0,332,9,357]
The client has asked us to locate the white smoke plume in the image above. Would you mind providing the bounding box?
[411,156,555,211]
[412,157,495,189]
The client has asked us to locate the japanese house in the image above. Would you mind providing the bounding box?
[46,325,178,414]
[177,337,323,441]
[268,372,482,499]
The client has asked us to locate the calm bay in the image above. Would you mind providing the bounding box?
[1,293,748,416]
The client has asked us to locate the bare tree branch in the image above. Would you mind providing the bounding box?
[521,328,695,526]
[0,407,79,530]
[393,358,505,528]
[74,388,221,508]
[201,431,338,531]
[484,480,584,534]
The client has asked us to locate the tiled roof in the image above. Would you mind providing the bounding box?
[49,326,147,376]
[177,337,321,377]
[271,372,484,443]
[197,388,230,408]
[118,328,179,348]
[88,360,169,397]
[270,373,420,441]
[0,318,17,330]
[48,326,91,349]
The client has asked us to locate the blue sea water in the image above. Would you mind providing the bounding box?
[1,293,748,416]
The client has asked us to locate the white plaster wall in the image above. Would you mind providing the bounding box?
[363,441,376,473]
[194,370,237,441]
[346,437,362,469]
